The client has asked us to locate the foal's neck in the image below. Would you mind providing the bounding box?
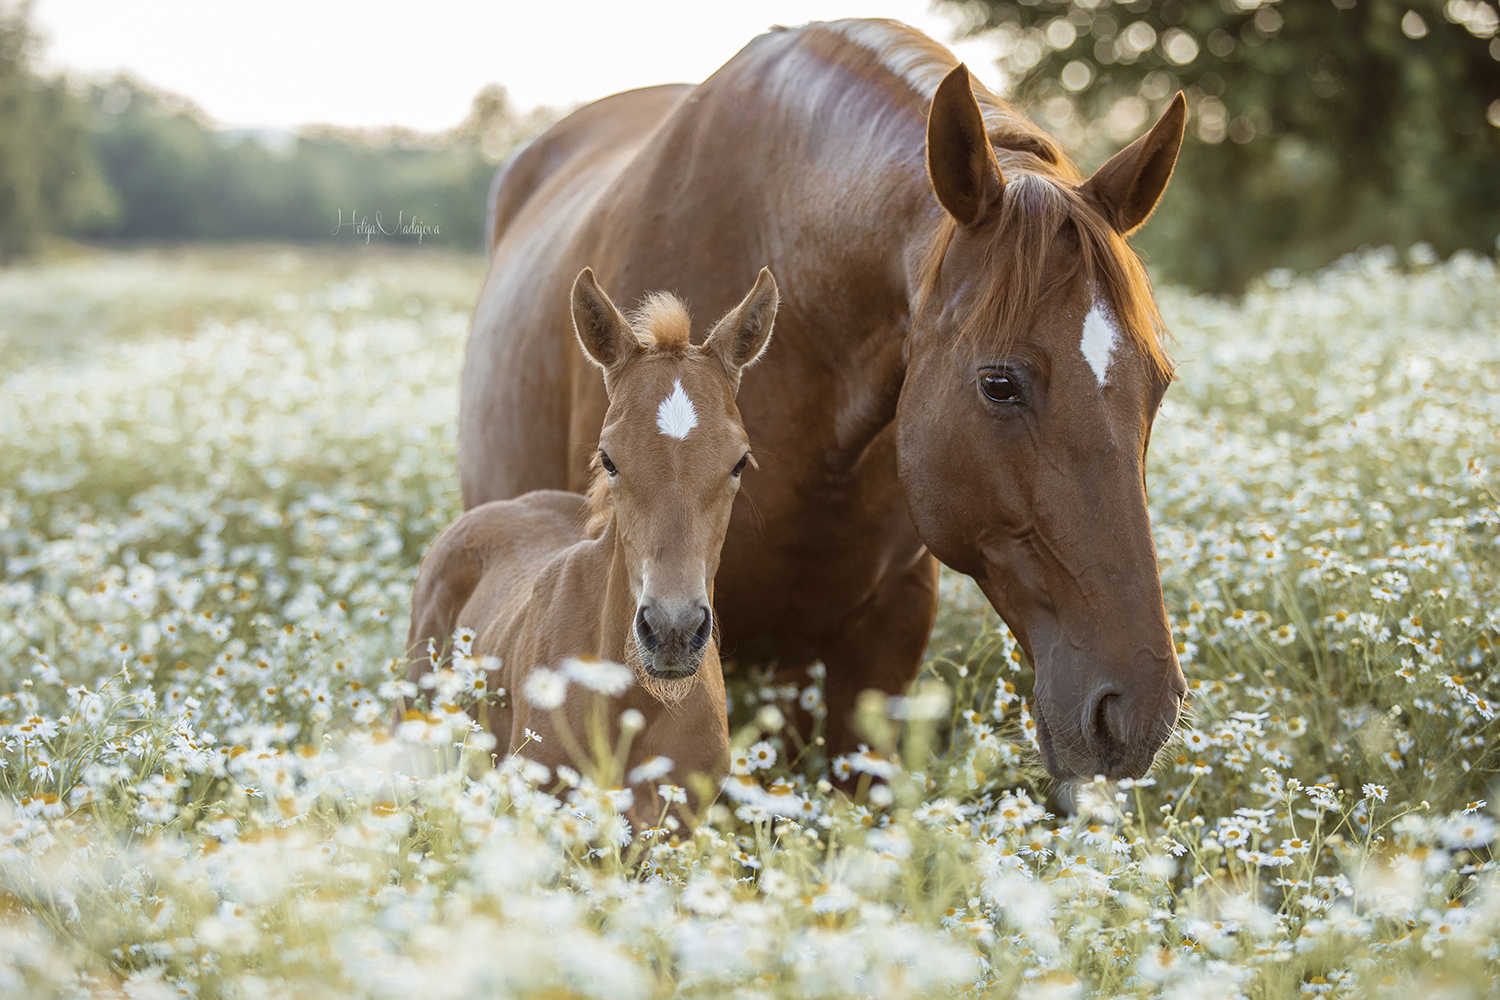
[578,518,637,666]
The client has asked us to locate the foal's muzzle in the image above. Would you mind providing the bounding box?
[634,599,712,676]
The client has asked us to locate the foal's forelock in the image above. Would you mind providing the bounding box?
[628,294,692,353]
[917,169,1174,382]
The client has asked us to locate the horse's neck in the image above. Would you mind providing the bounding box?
[748,26,952,298]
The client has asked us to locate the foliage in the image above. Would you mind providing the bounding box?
[0,1,116,262]
[80,78,550,251]
[0,3,552,261]
[1,245,1499,997]
[946,0,1500,292]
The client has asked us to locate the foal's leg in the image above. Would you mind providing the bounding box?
[817,550,940,764]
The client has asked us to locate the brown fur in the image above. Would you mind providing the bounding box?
[458,20,1187,782]
[583,452,613,536]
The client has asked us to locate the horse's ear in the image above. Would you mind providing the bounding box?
[571,268,637,374]
[1082,92,1186,235]
[926,64,1005,227]
[703,267,778,390]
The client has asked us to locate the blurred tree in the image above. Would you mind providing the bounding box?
[453,84,559,163]
[1,0,554,260]
[946,0,1500,291]
[81,79,553,250]
[0,1,116,262]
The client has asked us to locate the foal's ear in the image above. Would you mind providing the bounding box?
[926,64,1005,227]
[1082,92,1186,235]
[703,267,778,390]
[571,268,637,373]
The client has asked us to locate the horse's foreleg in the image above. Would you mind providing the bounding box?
[818,550,940,764]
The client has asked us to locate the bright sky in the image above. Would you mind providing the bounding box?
[32,1,1003,132]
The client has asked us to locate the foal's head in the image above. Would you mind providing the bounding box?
[899,67,1187,781]
[571,267,778,699]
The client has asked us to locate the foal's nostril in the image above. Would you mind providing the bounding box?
[689,606,712,651]
[634,606,659,651]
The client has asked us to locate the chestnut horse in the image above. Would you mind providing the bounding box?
[411,268,779,821]
[460,19,1187,781]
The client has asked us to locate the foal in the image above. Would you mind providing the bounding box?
[408,267,778,825]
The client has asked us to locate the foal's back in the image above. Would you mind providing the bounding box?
[407,490,587,675]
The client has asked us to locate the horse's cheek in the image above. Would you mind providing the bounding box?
[896,395,982,577]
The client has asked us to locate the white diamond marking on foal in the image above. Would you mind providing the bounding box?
[656,379,698,439]
[1079,296,1121,387]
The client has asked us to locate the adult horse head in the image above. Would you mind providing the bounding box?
[898,66,1186,779]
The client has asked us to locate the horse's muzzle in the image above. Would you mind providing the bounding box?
[1037,668,1185,781]
[635,600,712,676]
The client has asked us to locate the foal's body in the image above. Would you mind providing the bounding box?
[412,269,778,820]
[409,491,730,794]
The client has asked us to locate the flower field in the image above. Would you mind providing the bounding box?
[1,244,1498,999]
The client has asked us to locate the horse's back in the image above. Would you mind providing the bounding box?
[486,85,694,255]
[462,86,693,506]
[408,491,588,660]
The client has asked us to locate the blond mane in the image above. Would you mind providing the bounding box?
[585,451,612,535]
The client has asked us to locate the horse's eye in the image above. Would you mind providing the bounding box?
[731,454,749,478]
[980,372,1021,404]
[599,451,618,476]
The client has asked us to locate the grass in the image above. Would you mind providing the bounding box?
[0,243,1497,999]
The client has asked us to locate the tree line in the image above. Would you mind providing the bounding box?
[4,1,1498,291]
[0,3,549,261]
[944,0,1500,291]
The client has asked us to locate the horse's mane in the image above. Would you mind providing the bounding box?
[584,291,695,535]
[916,172,1174,382]
[811,19,1174,381]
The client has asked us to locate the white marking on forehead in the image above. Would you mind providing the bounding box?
[1079,297,1121,387]
[655,379,698,439]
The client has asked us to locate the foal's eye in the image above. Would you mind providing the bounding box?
[731,454,749,478]
[599,451,618,476]
[980,372,1022,404]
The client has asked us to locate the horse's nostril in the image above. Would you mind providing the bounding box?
[1087,690,1124,757]
[689,606,712,651]
[635,606,659,651]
